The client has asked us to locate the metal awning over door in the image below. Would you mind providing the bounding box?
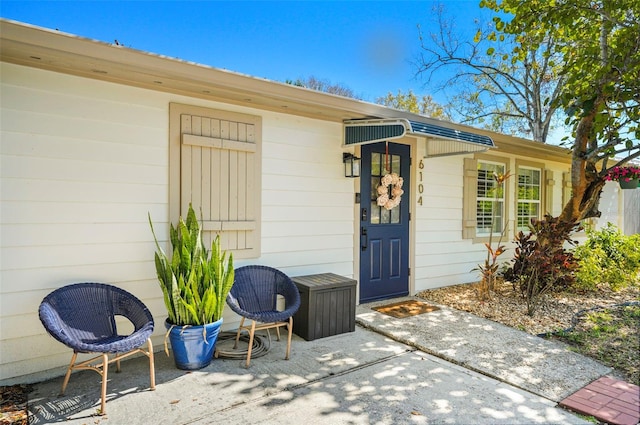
[344,118,495,157]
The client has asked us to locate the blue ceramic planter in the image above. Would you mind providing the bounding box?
[165,318,223,370]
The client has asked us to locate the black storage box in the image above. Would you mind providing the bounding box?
[292,273,357,341]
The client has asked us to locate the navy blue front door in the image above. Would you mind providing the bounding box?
[359,142,410,302]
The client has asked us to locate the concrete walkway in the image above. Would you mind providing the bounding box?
[356,297,612,402]
[26,297,614,424]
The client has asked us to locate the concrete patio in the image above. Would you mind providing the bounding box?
[25,298,615,424]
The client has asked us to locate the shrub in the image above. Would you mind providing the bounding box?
[502,215,580,315]
[574,223,640,291]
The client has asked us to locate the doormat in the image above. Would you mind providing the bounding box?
[373,300,440,318]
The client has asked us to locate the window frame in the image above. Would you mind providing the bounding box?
[463,154,510,243]
[476,159,508,238]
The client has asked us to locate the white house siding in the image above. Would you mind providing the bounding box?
[596,181,640,235]
[0,62,355,384]
[412,141,571,292]
[1,63,170,384]
[623,189,640,235]
[255,115,355,278]
[414,154,472,289]
[597,182,622,230]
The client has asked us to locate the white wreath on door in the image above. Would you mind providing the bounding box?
[376,173,404,210]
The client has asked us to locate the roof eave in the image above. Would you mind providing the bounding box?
[0,19,384,122]
[0,19,573,163]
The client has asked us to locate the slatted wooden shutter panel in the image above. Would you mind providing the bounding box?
[179,112,259,258]
[462,157,478,239]
[544,170,555,216]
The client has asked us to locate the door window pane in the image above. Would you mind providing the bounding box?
[370,177,380,201]
[391,154,401,175]
[390,204,400,223]
[371,153,382,176]
[370,201,380,224]
[381,206,391,224]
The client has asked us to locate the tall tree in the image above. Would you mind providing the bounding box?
[482,0,640,223]
[375,89,450,119]
[285,76,361,99]
[415,4,565,142]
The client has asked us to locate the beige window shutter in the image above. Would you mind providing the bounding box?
[175,106,261,259]
[544,170,555,216]
[462,157,478,239]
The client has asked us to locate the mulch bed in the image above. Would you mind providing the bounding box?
[417,280,639,335]
[0,385,29,425]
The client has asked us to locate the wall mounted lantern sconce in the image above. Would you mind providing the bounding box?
[343,153,361,178]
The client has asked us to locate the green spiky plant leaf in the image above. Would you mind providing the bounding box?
[149,204,234,326]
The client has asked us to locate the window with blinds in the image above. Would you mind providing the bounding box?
[476,161,506,237]
[516,166,542,232]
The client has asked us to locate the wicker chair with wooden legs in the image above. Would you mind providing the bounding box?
[226,265,301,367]
[39,282,156,415]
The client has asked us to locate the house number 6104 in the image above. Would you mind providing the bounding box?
[417,159,424,206]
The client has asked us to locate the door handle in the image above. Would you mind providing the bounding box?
[361,227,368,251]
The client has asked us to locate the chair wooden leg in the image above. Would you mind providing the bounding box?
[234,317,246,349]
[275,326,281,341]
[246,320,256,367]
[60,352,77,395]
[285,317,293,360]
[147,338,156,390]
[100,353,108,415]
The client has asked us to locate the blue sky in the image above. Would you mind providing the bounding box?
[1,1,490,104]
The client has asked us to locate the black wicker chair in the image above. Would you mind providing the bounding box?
[226,266,301,367]
[38,282,155,414]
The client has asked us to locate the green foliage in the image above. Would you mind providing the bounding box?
[416,4,565,142]
[481,0,640,222]
[502,215,580,315]
[375,89,450,119]
[574,223,640,291]
[284,76,361,99]
[481,0,640,140]
[149,204,234,326]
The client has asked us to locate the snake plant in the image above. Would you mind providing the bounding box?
[149,204,234,326]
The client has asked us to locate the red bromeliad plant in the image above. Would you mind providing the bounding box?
[502,215,580,316]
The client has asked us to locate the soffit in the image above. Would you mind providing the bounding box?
[492,136,572,164]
